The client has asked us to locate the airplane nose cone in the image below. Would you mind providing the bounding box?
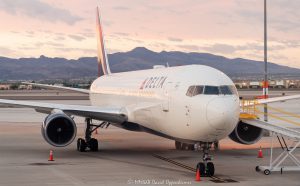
[206,97,239,130]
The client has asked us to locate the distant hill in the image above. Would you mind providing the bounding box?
[0,47,299,80]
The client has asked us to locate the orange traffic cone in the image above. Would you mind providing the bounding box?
[257,147,263,158]
[48,150,54,161]
[195,168,201,181]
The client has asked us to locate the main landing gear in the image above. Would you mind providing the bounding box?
[196,142,215,177]
[175,141,195,150]
[77,118,110,152]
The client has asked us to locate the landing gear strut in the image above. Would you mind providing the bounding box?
[175,141,195,151]
[196,142,215,177]
[77,118,110,152]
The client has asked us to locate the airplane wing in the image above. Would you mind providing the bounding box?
[0,99,127,124]
[242,119,300,140]
[23,82,90,94]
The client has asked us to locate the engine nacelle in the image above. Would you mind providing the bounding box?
[229,121,263,145]
[42,111,77,147]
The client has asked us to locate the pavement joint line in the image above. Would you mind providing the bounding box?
[152,154,239,183]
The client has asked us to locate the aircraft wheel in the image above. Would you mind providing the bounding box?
[89,138,99,152]
[182,143,189,150]
[188,144,195,151]
[196,162,205,176]
[207,162,215,176]
[175,141,182,150]
[77,138,87,152]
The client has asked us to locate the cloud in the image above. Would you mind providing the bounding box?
[0,0,82,25]
[168,37,183,42]
[54,36,65,41]
[80,32,94,38]
[18,46,36,50]
[114,32,130,36]
[112,6,130,11]
[177,44,199,51]
[201,44,236,54]
[280,40,300,48]
[54,47,96,54]
[0,46,16,56]
[68,34,85,41]
[35,41,64,47]
[199,42,288,55]
[150,42,168,48]
[234,0,300,32]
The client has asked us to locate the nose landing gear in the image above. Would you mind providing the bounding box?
[196,142,215,177]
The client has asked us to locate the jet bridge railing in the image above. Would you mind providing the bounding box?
[254,105,300,127]
[240,99,259,120]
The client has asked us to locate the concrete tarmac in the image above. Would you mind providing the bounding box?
[0,90,300,186]
[0,123,299,186]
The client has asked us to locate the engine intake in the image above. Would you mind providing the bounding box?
[42,112,77,147]
[229,121,263,145]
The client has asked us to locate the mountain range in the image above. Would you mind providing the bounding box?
[0,47,299,81]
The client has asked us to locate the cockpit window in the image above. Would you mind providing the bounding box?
[186,86,195,97]
[219,85,233,95]
[194,86,204,95]
[204,86,219,95]
[229,85,238,95]
[186,86,204,97]
[186,85,238,97]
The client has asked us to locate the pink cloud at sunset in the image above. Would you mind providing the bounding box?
[0,0,299,68]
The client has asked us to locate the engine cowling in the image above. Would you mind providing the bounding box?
[229,121,263,145]
[42,111,77,147]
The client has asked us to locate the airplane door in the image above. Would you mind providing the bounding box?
[163,81,180,112]
[162,82,172,112]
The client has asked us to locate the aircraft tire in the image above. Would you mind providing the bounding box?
[175,141,182,150]
[89,138,98,151]
[196,162,205,176]
[207,162,215,176]
[77,138,87,152]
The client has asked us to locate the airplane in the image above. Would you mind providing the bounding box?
[1,6,300,177]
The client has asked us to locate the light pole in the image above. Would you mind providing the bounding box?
[263,0,268,122]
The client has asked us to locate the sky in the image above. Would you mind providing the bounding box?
[0,0,299,68]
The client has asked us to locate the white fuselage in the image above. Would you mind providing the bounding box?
[89,65,240,143]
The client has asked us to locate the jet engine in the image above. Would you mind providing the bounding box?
[41,111,77,147]
[229,121,263,145]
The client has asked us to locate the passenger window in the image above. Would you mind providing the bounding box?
[204,86,219,95]
[186,86,195,97]
[219,86,232,95]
